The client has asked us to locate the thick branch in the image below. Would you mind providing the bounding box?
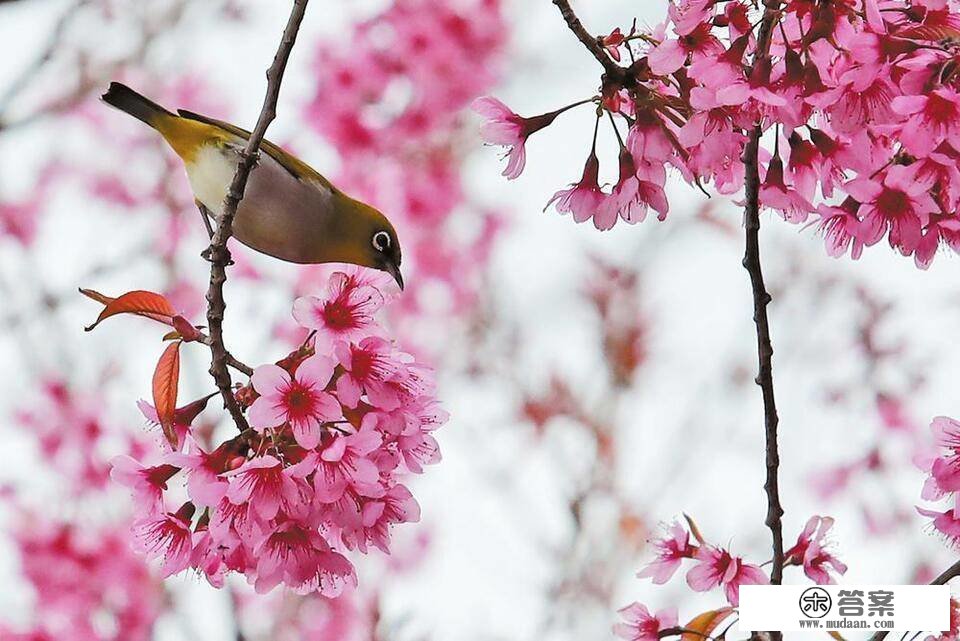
[742,0,784,626]
[550,0,623,80]
[868,559,960,641]
[205,0,309,432]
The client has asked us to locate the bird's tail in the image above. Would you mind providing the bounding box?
[101,82,174,129]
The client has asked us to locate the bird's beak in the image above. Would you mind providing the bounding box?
[385,260,404,291]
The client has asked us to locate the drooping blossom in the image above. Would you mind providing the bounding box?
[846,165,938,256]
[109,455,179,512]
[252,521,356,596]
[545,151,605,224]
[130,504,195,578]
[784,516,848,584]
[472,96,563,179]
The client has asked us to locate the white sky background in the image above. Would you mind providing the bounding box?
[2,1,960,640]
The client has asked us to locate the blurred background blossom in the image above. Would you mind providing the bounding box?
[1,1,960,640]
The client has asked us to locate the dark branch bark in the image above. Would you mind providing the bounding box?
[868,559,960,641]
[550,0,623,79]
[741,4,784,640]
[204,0,309,432]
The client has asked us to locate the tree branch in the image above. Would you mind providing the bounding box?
[204,0,309,432]
[550,0,623,80]
[868,559,960,641]
[741,2,784,636]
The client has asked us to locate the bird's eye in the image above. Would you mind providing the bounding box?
[372,230,391,252]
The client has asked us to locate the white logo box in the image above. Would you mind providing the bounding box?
[739,584,950,633]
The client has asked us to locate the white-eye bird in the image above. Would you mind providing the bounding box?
[101,82,404,289]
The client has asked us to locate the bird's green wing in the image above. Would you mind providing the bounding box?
[176,109,338,192]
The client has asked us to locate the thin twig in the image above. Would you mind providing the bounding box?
[741,3,785,640]
[869,559,960,641]
[550,0,623,79]
[204,0,309,432]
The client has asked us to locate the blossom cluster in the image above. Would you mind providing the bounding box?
[111,269,446,596]
[476,0,960,268]
[635,515,845,610]
[918,416,960,544]
[637,520,766,606]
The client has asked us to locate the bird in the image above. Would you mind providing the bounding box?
[100,82,403,290]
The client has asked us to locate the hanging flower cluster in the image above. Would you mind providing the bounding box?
[475,0,960,268]
[87,269,446,596]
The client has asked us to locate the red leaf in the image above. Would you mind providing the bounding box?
[681,608,734,641]
[153,341,181,447]
[81,288,177,331]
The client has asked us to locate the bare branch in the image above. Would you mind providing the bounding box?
[204,0,310,432]
[740,4,785,640]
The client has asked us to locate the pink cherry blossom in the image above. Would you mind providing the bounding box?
[917,506,960,548]
[472,96,562,179]
[165,440,233,507]
[225,455,313,521]
[891,88,960,157]
[637,521,695,584]
[595,149,668,230]
[686,545,767,606]
[109,455,179,511]
[614,603,678,641]
[545,152,605,224]
[130,504,194,578]
[335,337,401,409]
[252,521,357,597]
[293,272,385,352]
[760,157,814,223]
[313,429,384,503]
[816,198,866,260]
[785,516,848,584]
[248,355,342,449]
[847,165,938,256]
[340,483,421,554]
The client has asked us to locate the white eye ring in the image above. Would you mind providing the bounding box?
[372,230,391,252]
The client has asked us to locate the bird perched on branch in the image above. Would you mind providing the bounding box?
[101,82,404,289]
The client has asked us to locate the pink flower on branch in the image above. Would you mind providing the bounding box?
[471,96,566,179]
[110,456,179,512]
[131,503,195,578]
[474,0,960,268]
[107,268,447,597]
[248,355,342,449]
[614,603,678,641]
[686,545,767,606]
[293,272,385,353]
[637,521,696,584]
[784,516,848,584]
[225,455,313,522]
[545,151,605,225]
